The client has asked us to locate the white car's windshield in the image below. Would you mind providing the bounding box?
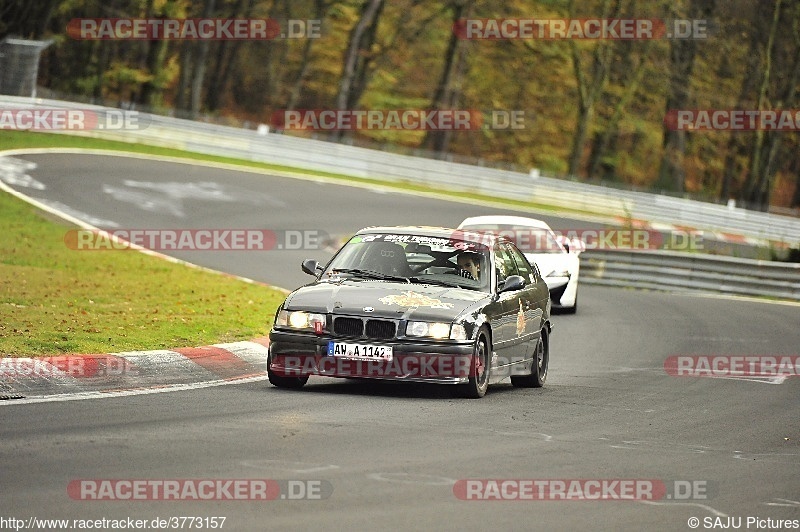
[324,233,491,292]
[460,224,564,254]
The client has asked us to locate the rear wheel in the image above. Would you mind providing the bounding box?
[458,330,491,398]
[511,328,548,388]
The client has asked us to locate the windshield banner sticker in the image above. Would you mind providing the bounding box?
[356,233,483,251]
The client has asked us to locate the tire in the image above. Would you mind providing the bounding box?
[267,354,309,389]
[458,329,491,398]
[511,328,548,388]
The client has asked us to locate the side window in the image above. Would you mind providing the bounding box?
[506,243,534,285]
[530,260,541,280]
[494,243,519,286]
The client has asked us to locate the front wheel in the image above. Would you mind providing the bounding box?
[458,330,491,398]
[511,328,548,388]
[267,354,309,389]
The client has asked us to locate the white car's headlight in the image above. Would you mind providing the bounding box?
[277,310,325,330]
[544,269,571,278]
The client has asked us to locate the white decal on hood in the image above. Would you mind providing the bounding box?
[379,291,453,309]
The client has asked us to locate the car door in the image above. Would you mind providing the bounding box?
[505,242,549,362]
[490,242,527,372]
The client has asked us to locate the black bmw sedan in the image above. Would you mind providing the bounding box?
[268,226,552,398]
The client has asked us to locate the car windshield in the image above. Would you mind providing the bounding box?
[460,224,564,254]
[323,233,491,292]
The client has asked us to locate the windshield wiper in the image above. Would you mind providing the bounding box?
[331,268,410,283]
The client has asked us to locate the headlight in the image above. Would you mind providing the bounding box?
[406,321,453,339]
[544,269,571,278]
[276,310,325,330]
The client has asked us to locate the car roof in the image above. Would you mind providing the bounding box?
[459,215,552,230]
[355,225,502,246]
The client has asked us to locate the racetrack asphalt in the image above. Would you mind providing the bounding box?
[1,151,798,532]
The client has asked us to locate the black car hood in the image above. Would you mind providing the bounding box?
[284,280,489,321]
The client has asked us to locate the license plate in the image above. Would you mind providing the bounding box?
[327,341,393,361]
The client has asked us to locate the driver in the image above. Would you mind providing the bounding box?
[456,251,481,281]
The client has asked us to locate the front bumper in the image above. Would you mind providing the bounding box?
[544,274,576,308]
[269,330,475,384]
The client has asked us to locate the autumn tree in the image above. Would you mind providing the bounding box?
[656,0,716,193]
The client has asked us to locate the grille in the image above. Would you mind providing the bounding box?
[333,317,363,337]
[365,319,396,339]
[332,317,397,339]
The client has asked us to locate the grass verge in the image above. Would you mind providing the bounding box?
[0,187,286,356]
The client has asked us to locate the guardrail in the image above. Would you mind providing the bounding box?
[580,250,800,301]
[2,96,798,301]
[2,95,800,248]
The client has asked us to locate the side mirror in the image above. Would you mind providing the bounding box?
[555,233,569,252]
[556,234,584,255]
[301,259,322,276]
[498,275,525,293]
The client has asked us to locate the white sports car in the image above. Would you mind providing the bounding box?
[458,215,583,313]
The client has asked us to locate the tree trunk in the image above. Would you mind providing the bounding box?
[567,0,617,177]
[0,0,58,39]
[587,35,653,180]
[755,0,799,209]
[207,0,253,112]
[720,14,764,201]
[656,0,716,192]
[174,43,193,112]
[253,0,289,113]
[791,171,800,209]
[189,0,216,118]
[93,40,110,101]
[741,0,782,210]
[137,0,170,108]
[422,0,472,155]
[335,0,385,115]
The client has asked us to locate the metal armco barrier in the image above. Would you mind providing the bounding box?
[1,96,799,247]
[580,250,800,301]
[2,96,799,300]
